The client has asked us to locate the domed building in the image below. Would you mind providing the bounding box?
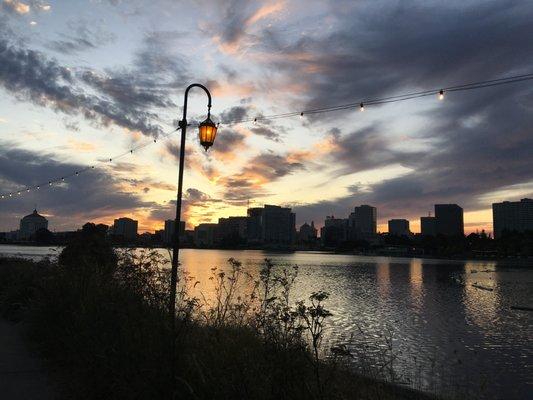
[19,209,48,240]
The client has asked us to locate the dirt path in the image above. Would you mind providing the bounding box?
[0,319,54,400]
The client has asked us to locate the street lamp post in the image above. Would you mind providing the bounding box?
[170,83,217,323]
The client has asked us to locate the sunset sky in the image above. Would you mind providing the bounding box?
[1,0,533,234]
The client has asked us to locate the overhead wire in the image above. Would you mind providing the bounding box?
[2,71,533,201]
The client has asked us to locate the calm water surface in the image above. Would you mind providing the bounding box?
[1,245,532,399]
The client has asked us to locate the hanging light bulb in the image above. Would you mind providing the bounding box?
[75,171,79,176]
[61,177,65,181]
[253,118,257,125]
[49,181,52,186]
[37,185,40,190]
[360,102,365,112]
[300,112,304,118]
[439,89,445,100]
[27,189,30,192]
[9,193,12,197]
[17,191,21,195]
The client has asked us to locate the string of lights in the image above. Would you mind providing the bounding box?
[2,71,533,201]
[218,72,533,125]
[0,127,180,200]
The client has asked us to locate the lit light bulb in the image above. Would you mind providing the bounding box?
[37,186,40,190]
[75,171,79,176]
[439,89,445,100]
[253,118,257,125]
[27,189,30,192]
[17,191,21,195]
[49,181,52,186]
[61,177,65,181]
[360,102,364,112]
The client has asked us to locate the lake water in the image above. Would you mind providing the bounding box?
[1,245,532,399]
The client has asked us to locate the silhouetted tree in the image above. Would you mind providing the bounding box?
[59,222,117,274]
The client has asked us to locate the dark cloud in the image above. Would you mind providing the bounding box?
[133,30,189,84]
[0,38,164,136]
[220,152,304,203]
[255,1,533,229]
[48,19,115,54]
[0,146,155,231]
[219,105,250,123]
[211,127,246,155]
[250,126,281,142]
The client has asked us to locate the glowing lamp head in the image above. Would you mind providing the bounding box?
[439,89,445,100]
[198,115,218,151]
[360,102,364,112]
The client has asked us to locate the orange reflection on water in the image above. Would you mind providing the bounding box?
[462,261,499,328]
[409,258,424,308]
[376,262,391,297]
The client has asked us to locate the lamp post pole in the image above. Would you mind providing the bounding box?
[170,83,212,321]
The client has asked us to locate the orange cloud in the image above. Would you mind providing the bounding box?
[3,0,30,14]
[246,1,285,26]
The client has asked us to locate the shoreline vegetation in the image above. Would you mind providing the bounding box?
[0,224,452,399]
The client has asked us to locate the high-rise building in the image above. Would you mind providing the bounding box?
[246,207,264,244]
[298,221,318,242]
[435,204,464,236]
[246,205,295,245]
[112,217,138,241]
[218,216,248,245]
[420,216,436,236]
[388,219,410,236]
[19,209,48,240]
[492,198,533,238]
[163,219,185,244]
[348,205,377,239]
[321,216,347,246]
[194,223,218,247]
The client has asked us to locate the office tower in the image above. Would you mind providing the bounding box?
[112,217,138,241]
[435,204,464,236]
[388,219,410,236]
[492,198,533,238]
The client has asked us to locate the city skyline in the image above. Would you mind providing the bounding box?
[1,1,533,235]
[6,198,532,238]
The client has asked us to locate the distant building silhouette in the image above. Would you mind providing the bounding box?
[246,205,295,245]
[492,198,533,238]
[112,217,138,241]
[388,219,410,236]
[348,205,377,240]
[435,204,464,236]
[298,221,317,242]
[218,216,248,245]
[420,216,436,236]
[194,223,218,247]
[321,216,347,246]
[19,209,48,240]
[163,219,185,244]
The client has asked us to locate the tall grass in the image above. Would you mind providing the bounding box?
[0,238,434,400]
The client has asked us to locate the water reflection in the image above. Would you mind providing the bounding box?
[1,245,531,399]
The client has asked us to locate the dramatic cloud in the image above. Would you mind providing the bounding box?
[0,39,165,136]
[0,145,155,231]
[220,152,304,202]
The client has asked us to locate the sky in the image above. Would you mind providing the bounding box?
[1,0,533,234]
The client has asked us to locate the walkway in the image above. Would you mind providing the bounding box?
[0,319,54,399]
